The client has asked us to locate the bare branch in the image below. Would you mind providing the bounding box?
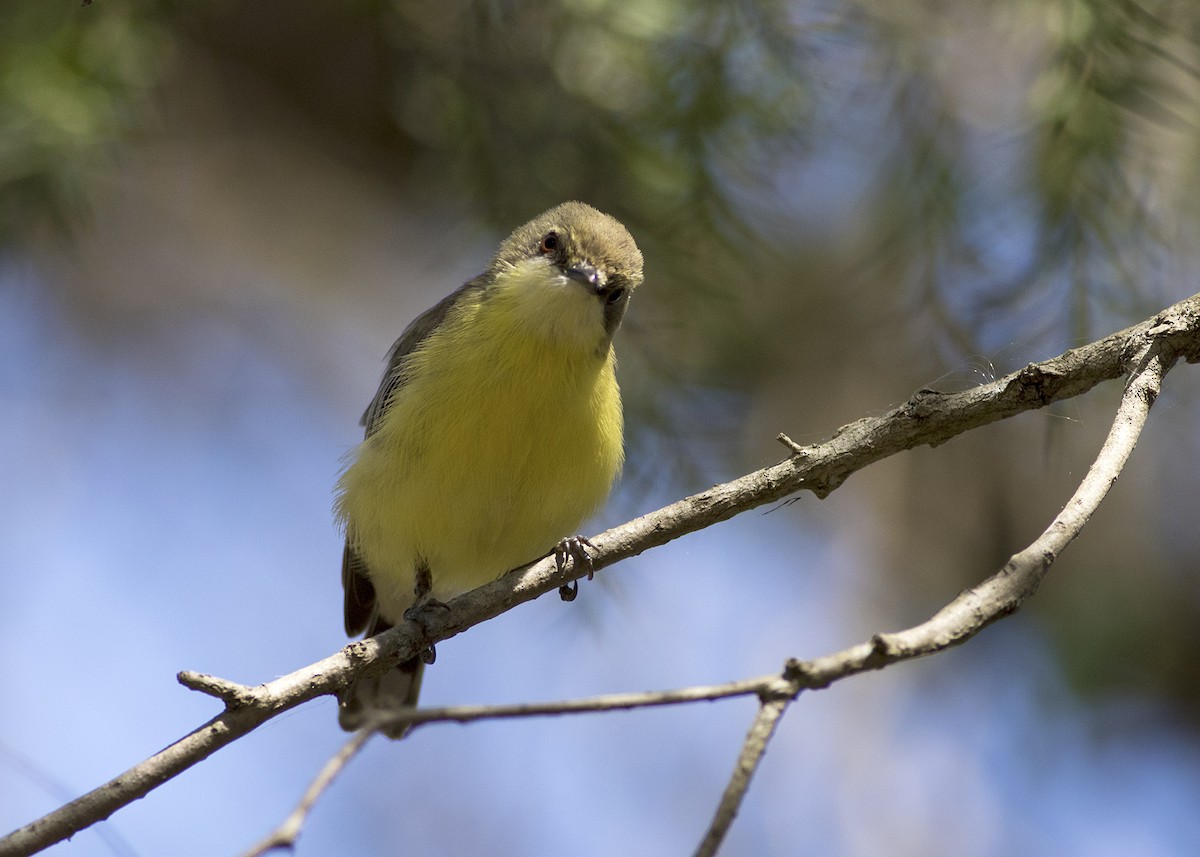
[775,432,808,455]
[777,341,1170,697]
[819,341,1168,674]
[242,682,780,853]
[177,671,259,707]
[695,696,792,857]
[240,729,377,857]
[373,677,774,730]
[1,294,1195,857]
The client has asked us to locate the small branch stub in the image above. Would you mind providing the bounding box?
[776,433,808,456]
[177,671,258,708]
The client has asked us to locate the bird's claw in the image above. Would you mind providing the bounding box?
[555,534,596,577]
[403,597,451,625]
[555,535,595,601]
[403,598,450,664]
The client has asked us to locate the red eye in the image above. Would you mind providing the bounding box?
[539,232,559,254]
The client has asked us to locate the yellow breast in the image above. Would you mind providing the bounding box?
[335,272,624,622]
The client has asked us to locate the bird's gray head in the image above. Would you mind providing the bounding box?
[489,201,644,340]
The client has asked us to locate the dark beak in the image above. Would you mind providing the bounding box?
[566,262,605,295]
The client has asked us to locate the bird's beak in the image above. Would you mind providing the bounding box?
[566,262,606,295]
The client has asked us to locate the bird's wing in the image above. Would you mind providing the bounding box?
[341,542,378,636]
[361,279,484,436]
[342,277,486,636]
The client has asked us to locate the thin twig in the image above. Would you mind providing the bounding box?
[694,697,792,857]
[1,296,1195,857]
[784,341,1170,687]
[177,671,258,707]
[689,342,1170,855]
[241,684,777,853]
[878,341,1169,659]
[776,433,808,455]
[376,677,772,729]
[240,730,376,857]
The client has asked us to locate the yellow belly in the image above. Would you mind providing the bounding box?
[335,291,624,623]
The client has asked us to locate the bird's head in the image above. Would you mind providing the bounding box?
[487,201,644,350]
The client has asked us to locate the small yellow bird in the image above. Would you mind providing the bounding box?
[335,201,644,736]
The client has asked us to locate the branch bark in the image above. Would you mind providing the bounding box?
[2,293,1197,857]
[694,696,792,857]
[240,730,376,857]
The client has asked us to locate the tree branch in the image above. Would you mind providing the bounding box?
[694,696,792,857]
[2,294,1195,857]
[240,730,376,857]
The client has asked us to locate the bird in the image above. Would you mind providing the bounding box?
[334,201,644,737]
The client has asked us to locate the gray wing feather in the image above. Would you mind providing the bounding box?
[342,277,486,638]
[361,279,485,437]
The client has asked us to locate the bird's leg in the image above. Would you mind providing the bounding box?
[555,535,596,602]
[403,560,448,664]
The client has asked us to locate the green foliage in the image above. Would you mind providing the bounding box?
[0,1,172,236]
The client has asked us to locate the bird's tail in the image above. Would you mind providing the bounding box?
[338,656,425,739]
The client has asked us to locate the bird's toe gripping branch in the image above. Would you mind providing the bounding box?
[403,598,451,664]
[555,534,596,602]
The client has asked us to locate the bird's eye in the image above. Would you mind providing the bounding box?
[539,232,559,255]
[605,287,625,305]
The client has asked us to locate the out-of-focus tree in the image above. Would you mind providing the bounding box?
[5,0,1200,816]
[0,3,172,237]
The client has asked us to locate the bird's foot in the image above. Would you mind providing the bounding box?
[403,598,450,664]
[555,535,596,602]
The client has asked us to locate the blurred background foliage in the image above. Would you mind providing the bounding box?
[4,0,1200,854]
